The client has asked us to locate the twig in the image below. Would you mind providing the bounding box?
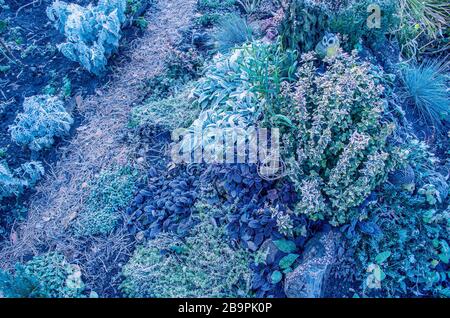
[0,37,23,66]
[15,0,40,18]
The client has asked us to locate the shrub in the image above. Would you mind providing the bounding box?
[0,161,44,200]
[120,217,252,297]
[73,167,137,237]
[282,51,401,226]
[0,252,84,298]
[279,0,329,53]
[213,14,254,53]
[9,95,73,152]
[328,0,399,51]
[198,0,237,11]
[47,0,127,75]
[400,59,449,134]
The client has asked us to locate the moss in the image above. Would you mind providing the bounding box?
[73,166,138,237]
[130,85,200,131]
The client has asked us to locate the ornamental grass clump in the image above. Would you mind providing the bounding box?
[401,59,449,134]
[283,50,401,226]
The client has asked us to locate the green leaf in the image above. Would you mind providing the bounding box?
[279,254,299,270]
[373,266,386,281]
[439,288,450,298]
[271,271,282,284]
[375,251,391,264]
[273,239,297,253]
[439,253,450,264]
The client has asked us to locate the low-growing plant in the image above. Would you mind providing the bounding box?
[400,59,449,134]
[120,217,252,298]
[0,252,84,298]
[130,85,199,131]
[195,13,221,28]
[47,0,127,75]
[134,16,148,30]
[198,0,237,11]
[213,14,254,53]
[349,137,449,297]
[9,95,73,152]
[73,166,138,237]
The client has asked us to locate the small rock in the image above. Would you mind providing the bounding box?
[258,239,279,265]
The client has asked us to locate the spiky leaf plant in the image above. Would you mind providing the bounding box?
[401,59,449,133]
[213,14,254,53]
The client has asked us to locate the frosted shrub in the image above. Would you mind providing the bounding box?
[0,161,44,199]
[283,50,401,225]
[47,0,126,75]
[9,95,73,152]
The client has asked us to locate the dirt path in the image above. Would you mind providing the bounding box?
[0,0,197,295]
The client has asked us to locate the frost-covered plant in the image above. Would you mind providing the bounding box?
[120,218,252,298]
[130,85,199,131]
[9,95,73,152]
[47,0,126,75]
[401,59,449,133]
[0,161,44,199]
[0,252,84,298]
[0,162,26,200]
[237,0,262,14]
[178,42,295,157]
[73,167,137,237]
[283,51,401,225]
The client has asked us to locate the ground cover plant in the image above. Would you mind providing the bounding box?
[0,0,448,301]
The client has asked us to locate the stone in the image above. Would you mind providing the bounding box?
[259,239,279,265]
[284,229,341,298]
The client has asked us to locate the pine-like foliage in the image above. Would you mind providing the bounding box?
[47,0,126,75]
[9,95,73,152]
